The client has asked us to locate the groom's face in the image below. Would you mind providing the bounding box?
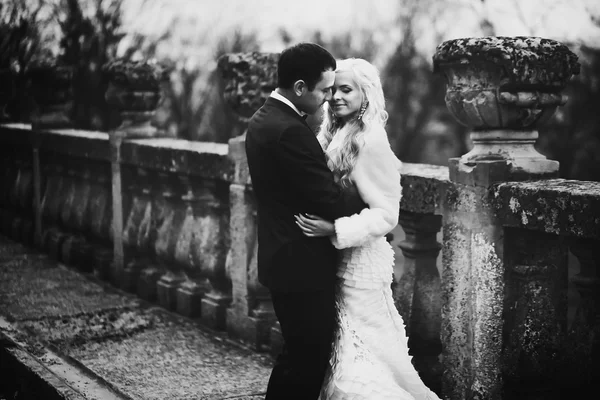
[298,69,335,115]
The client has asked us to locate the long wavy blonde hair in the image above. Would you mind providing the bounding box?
[317,58,388,188]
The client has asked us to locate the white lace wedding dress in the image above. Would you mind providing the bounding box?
[318,125,441,400]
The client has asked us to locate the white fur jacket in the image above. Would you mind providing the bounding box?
[319,124,402,249]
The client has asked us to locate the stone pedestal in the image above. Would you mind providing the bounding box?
[201,290,231,330]
[441,161,507,400]
[461,130,558,178]
[218,54,279,347]
[93,248,113,281]
[156,273,184,311]
[176,280,207,318]
[103,59,167,282]
[137,267,162,303]
[433,36,580,400]
[121,259,146,292]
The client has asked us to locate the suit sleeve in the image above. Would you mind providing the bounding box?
[275,125,355,221]
[331,128,403,249]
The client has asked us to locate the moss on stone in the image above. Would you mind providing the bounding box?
[433,36,580,88]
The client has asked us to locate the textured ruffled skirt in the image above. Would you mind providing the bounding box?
[320,238,440,400]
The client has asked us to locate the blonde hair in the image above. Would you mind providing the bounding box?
[317,58,388,188]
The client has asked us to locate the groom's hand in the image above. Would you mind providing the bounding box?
[294,213,335,237]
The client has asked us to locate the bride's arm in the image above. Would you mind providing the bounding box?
[331,128,402,249]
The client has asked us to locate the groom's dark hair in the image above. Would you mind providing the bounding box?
[277,42,336,91]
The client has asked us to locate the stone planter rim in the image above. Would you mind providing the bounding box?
[433,36,580,88]
[103,59,168,91]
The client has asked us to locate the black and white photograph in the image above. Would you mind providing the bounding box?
[1,0,599,399]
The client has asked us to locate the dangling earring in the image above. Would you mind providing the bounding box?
[357,101,368,121]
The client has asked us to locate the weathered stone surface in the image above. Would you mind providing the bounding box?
[176,280,207,318]
[121,138,232,181]
[396,212,443,392]
[433,36,580,87]
[102,59,167,92]
[0,123,35,144]
[441,222,471,398]
[229,134,252,185]
[441,221,505,400]
[40,129,110,160]
[433,36,579,132]
[103,59,168,138]
[502,228,569,397]
[492,179,600,239]
[400,162,449,215]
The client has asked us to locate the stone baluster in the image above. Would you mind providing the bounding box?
[218,52,279,342]
[226,136,274,348]
[155,172,187,311]
[136,169,169,302]
[41,157,69,260]
[66,162,97,272]
[153,172,184,264]
[396,211,443,392]
[31,132,43,247]
[103,59,167,280]
[58,157,94,269]
[502,228,569,399]
[0,147,10,207]
[433,36,580,399]
[0,147,10,234]
[123,166,150,260]
[71,164,94,233]
[85,161,112,244]
[566,238,600,394]
[10,153,34,244]
[198,178,231,330]
[172,174,213,318]
[59,161,79,231]
[121,167,154,291]
[40,157,65,227]
[4,154,19,237]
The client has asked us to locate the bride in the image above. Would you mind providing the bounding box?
[295,58,441,400]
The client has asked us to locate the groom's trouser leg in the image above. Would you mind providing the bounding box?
[265,288,337,400]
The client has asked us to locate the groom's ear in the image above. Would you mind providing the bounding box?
[293,80,306,97]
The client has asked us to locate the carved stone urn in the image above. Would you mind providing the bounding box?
[433,36,580,175]
[103,59,167,138]
[217,52,279,126]
[27,61,74,129]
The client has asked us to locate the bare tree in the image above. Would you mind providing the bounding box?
[383,0,469,164]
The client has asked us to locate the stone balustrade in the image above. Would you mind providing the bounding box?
[1,36,598,398]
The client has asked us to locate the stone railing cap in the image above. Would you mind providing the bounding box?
[400,163,449,215]
[121,138,232,181]
[493,179,600,239]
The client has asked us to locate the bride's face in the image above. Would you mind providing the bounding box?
[330,70,363,122]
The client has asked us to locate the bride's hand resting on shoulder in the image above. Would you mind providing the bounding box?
[294,213,334,237]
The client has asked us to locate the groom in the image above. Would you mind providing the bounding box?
[245,43,366,399]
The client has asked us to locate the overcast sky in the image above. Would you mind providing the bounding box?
[119,0,600,65]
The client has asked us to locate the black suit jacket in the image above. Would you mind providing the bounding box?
[246,97,366,293]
